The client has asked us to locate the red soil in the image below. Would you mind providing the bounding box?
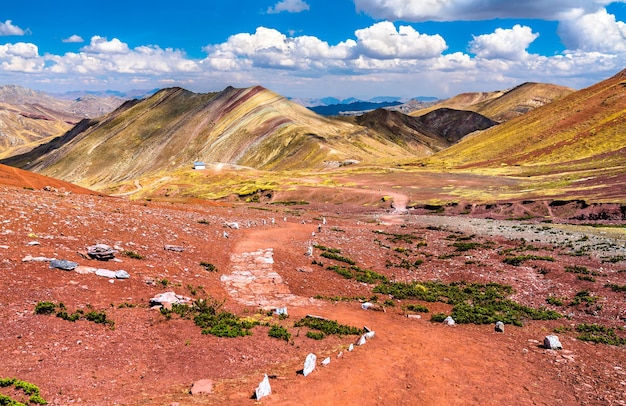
[1,182,625,406]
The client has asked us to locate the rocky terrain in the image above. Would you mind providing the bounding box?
[1,181,625,405]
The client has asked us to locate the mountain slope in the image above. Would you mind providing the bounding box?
[0,163,96,194]
[7,86,438,190]
[425,69,626,172]
[411,82,574,122]
[0,85,126,159]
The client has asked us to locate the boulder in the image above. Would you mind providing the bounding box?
[544,335,563,350]
[150,292,191,307]
[74,266,98,275]
[115,270,130,279]
[255,374,271,400]
[495,321,505,333]
[50,259,78,271]
[303,353,316,377]
[443,316,455,326]
[87,244,116,261]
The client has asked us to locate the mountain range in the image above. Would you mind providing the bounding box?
[0,69,623,204]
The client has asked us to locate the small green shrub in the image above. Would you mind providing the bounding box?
[268,325,291,341]
[546,296,565,306]
[576,323,626,346]
[305,331,326,340]
[121,250,144,260]
[199,262,217,272]
[605,283,626,292]
[404,304,429,313]
[34,302,56,315]
[503,255,554,266]
[0,378,47,405]
[295,316,364,339]
[320,251,356,265]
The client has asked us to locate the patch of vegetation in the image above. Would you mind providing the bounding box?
[373,281,560,326]
[602,255,626,263]
[121,250,144,260]
[605,283,626,292]
[577,274,596,282]
[0,378,47,405]
[452,241,484,252]
[385,258,422,270]
[34,302,113,329]
[326,264,388,284]
[404,304,429,313]
[159,297,258,338]
[546,296,566,306]
[576,323,626,346]
[294,316,365,340]
[330,227,345,232]
[33,302,56,315]
[503,255,554,266]
[372,230,419,244]
[570,290,600,306]
[268,325,291,342]
[320,251,356,265]
[117,302,137,308]
[313,295,367,302]
[314,245,341,253]
[199,261,217,272]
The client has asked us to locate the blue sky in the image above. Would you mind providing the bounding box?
[2,0,626,99]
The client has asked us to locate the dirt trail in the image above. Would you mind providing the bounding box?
[221,222,319,309]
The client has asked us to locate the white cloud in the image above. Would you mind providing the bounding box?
[81,36,130,54]
[355,21,447,59]
[469,24,539,60]
[62,35,84,43]
[0,20,25,36]
[353,0,616,22]
[558,8,626,52]
[0,42,43,72]
[267,0,310,14]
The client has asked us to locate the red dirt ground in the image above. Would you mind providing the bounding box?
[1,181,625,405]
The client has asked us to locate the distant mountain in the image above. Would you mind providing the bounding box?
[53,88,158,100]
[3,86,444,191]
[411,82,574,122]
[426,69,626,173]
[309,100,402,116]
[0,85,127,159]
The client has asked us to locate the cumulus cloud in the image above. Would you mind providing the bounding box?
[204,26,356,71]
[267,0,310,14]
[0,42,43,72]
[0,20,25,36]
[469,24,539,60]
[353,0,615,22]
[355,21,447,59]
[62,35,84,43]
[81,36,130,54]
[558,8,626,52]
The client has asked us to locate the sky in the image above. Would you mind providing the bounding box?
[2,0,626,99]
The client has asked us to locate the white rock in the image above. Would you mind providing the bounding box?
[115,270,130,279]
[322,357,331,366]
[303,353,316,377]
[357,335,367,346]
[255,374,271,400]
[544,335,563,350]
[365,331,375,340]
[95,269,117,278]
[348,344,354,352]
[443,316,455,326]
[361,302,374,310]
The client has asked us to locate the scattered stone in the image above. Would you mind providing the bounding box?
[322,357,331,366]
[361,302,374,310]
[365,331,375,340]
[22,255,55,262]
[50,259,78,271]
[357,335,367,346]
[407,314,421,319]
[495,321,505,333]
[87,244,116,261]
[27,241,40,246]
[223,231,229,238]
[190,379,213,395]
[164,245,184,252]
[115,270,130,279]
[95,269,117,278]
[544,335,563,350]
[443,316,455,326]
[348,344,354,352]
[255,374,271,400]
[225,222,239,229]
[303,353,316,377]
[74,266,97,275]
[150,291,191,307]
[305,245,313,257]
[273,306,288,316]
